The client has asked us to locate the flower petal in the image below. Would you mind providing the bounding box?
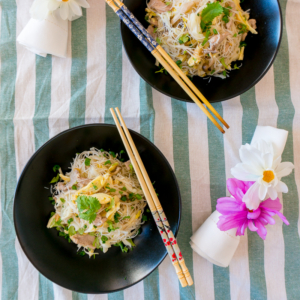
[70,0,82,15]
[275,211,290,226]
[239,145,265,170]
[48,0,60,11]
[260,212,276,225]
[227,178,246,196]
[248,220,258,231]
[258,183,268,200]
[260,198,282,211]
[243,181,261,210]
[247,208,261,219]
[267,186,278,200]
[60,2,69,20]
[254,219,267,240]
[275,181,288,193]
[275,162,294,178]
[263,152,273,169]
[76,0,90,8]
[231,163,261,181]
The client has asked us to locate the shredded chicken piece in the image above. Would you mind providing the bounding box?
[124,160,131,171]
[93,215,107,227]
[248,19,257,30]
[208,33,229,51]
[147,25,156,38]
[71,234,96,249]
[56,169,92,192]
[148,0,171,13]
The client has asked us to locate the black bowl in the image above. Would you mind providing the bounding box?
[14,124,181,294]
[121,0,282,103]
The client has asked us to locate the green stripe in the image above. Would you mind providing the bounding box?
[140,79,155,142]
[69,9,88,300]
[140,79,159,299]
[274,0,300,298]
[72,293,87,300]
[171,100,195,300]
[207,103,230,300]
[69,9,88,128]
[240,88,267,300]
[105,6,124,300]
[33,55,54,300]
[104,6,123,125]
[0,2,18,299]
[39,274,54,300]
[33,56,52,148]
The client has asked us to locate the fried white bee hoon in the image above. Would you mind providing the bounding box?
[47,148,147,257]
[146,0,257,78]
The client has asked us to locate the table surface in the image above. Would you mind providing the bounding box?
[1,0,300,299]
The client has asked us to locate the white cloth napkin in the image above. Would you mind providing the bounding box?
[190,126,289,267]
[17,12,68,58]
[251,125,288,158]
[190,211,240,267]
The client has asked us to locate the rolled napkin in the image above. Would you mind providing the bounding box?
[251,125,288,159]
[190,211,240,267]
[17,12,68,58]
[191,126,292,267]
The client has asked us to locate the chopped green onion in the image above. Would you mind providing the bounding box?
[72,184,77,190]
[104,160,111,165]
[50,174,60,184]
[60,198,65,203]
[85,158,91,166]
[213,29,218,35]
[53,165,60,172]
[67,218,73,224]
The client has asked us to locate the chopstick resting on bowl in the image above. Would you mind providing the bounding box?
[110,107,193,287]
[105,0,229,134]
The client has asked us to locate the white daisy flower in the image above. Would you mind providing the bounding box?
[231,140,294,210]
[30,0,90,21]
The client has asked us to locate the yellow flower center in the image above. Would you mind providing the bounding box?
[262,170,275,183]
[62,0,69,2]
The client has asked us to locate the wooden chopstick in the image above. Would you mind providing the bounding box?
[112,0,229,130]
[110,108,190,287]
[116,107,193,285]
[112,107,194,286]
[105,0,227,134]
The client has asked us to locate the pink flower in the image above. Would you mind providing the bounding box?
[216,178,289,240]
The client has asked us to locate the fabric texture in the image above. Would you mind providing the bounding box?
[1,0,300,299]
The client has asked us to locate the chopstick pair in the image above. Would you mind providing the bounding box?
[110,107,193,287]
[105,0,229,134]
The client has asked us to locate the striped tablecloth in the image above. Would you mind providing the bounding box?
[1,0,300,299]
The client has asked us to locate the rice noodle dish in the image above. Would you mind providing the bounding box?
[47,148,147,257]
[145,0,257,78]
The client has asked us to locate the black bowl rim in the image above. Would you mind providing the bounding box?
[120,0,283,103]
[13,123,182,293]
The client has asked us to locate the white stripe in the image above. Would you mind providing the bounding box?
[88,295,108,300]
[152,90,179,300]
[222,97,250,300]
[85,0,106,124]
[49,21,73,300]
[286,0,300,237]
[0,4,2,295]
[14,1,39,300]
[49,21,72,139]
[121,45,143,300]
[124,281,144,300]
[121,47,140,132]
[53,284,72,300]
[187,103,214,300]
[255,67,287,300]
